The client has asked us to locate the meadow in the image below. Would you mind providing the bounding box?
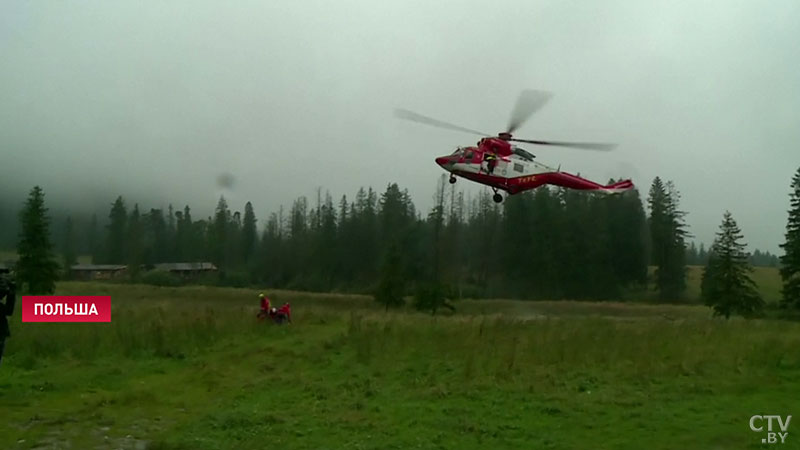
[682,265,783,305]
[0,281,799,449]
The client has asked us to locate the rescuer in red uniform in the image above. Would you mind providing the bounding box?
[257,293,271,320]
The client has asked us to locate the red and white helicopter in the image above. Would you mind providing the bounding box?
[395,90,634,203]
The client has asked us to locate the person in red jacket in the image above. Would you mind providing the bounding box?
[257,293,271,320]
[276,303,292,324]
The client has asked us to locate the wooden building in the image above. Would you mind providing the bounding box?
[70,264,128,280]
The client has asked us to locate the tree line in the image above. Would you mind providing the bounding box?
[7,167,800,318]
[6,178,654,300]
[685,242,780,267]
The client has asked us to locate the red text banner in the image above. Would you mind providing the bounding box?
[21,296,111,322]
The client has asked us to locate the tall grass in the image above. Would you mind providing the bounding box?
[335,313,800,385]
[12,303,261,366]
[6,281,799,382]
[6,282,372,366]
[4,282,800,450]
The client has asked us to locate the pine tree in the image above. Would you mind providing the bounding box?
[174,206,194,261]
[104,196,127,264]
[127,204,143,276]
[616,188,649,287]
[338,195,348,224]
[769,252,780,267]
[414,175,450,313]
[87,213,98,263]
[16,186,60,294]
[378,183,416,290]
[289,197,308,239]
[750,249,762,267]
[748,249,780,268]
[347,187,379,285]
[149,208,168,263]
[211,196,230,266]
[648,178,668,260]
[362,188,379,281]
[315,192,337,288]
[464,189,502,295]
[701,211,763,318]
[442,184,465,295]
[558,188,613,299]
[166,204,176,261]
[687,242,699,265]
[527,186,561,297]
[379,183,410,245]
[335,194,352,284]
[242,201,257,264]
[429,175,446,284]
[228,210,243,268]
[780,167,800,309]
[664,181,689,296]
[375,240,405,310]
[62,216,77,275]
[502,191,536,296]
[648,178,689,300]
[287,196,310,284]
[0,199,15,250]
[258,211,285,286]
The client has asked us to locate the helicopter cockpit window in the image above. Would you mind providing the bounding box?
[512,147,535,161]
[464,150,473,160]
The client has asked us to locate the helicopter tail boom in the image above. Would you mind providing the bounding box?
[508,172,633,194]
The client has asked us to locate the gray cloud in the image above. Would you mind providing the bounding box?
[1,0,798,252]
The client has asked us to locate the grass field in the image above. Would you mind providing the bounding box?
[1,282,799,449]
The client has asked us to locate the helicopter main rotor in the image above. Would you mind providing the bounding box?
[394,89,616,151]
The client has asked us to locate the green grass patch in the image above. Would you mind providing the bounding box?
[0,282,798,449]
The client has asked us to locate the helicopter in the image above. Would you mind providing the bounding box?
[395,90,634,203]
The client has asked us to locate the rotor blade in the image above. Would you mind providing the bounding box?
[509,138,616,151]
[394,108,489,137]
[507,90,553,134]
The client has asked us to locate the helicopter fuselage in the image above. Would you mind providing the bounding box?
[435,140,633,197]
[394,90,633,200]
[435,146,553,194]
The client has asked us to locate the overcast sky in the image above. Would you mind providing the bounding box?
[1,0,798,252]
